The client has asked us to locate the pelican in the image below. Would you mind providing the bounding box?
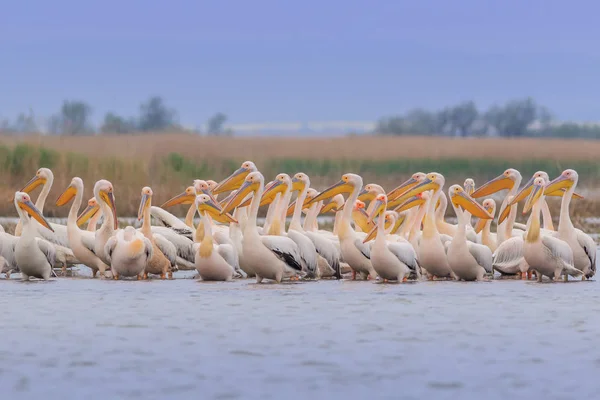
[522,178,580,281]
[91,180,119,266]
[55,177,111,278]
[105,226,153,280]
[221,171,305,283]
[387,173,426,202]
[0,224,18,278]
[474,199,498,252]
[446,185,493,281]
[544,170,597,279]
[81,197,101,232]
[13,192,56,280]
[365,194,419,282]
[307,174,377,280]
[138,187,177,279]
[394,173,454,280]
[15,168,71,247]
[213,161,258,194]
[193,194,238,281]
[358,184,385,215]
[289,173,341,279]
[260,173,318,278]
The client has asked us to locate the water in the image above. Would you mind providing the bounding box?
[2,255,600,400]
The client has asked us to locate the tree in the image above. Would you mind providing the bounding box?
[447,101,478,136]
[484,98,538,137]
[138,96,177,132]
[48,100,94,135]
[0,109,39,134]
[206,112,230,135]
[101,112,137,134]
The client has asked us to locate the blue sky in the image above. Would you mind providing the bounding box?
[2,0,599,128]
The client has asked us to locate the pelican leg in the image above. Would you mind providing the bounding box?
[256,275,264,284]
[160,272,166,280]
[62,264,67,277]
[537,272,542,283]
[563,274,568,282]
[168,270,173,280]
[582,275,587,281]
[351,270,357,280]
[91,269,97,278]
[143,272,148,280]
[21,273,30,281]
[5,270,10,279]
[113,272,119,280]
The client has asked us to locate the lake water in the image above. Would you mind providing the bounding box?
[2,253,600,400]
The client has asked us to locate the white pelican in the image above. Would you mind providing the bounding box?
[13,192,56,280]
[365,194,419,282]
[474,199,498,252]
[193,194,238,281]
[544,169,597,279]
[387,172,427,203]
[394,173,455,280]
[358,183,385,215]
[92,180,119,266]
[307,174,377,280]
[222,171,305,283]
[138,187,177,279]
[261,173,318,278]
[522,178,581,281]
[446,185,493,280]
[0,224,18,278]
[471,169,522,245]
[289,173,341,279]
[213,161,258,194]
[105,226,153,280]
[55,177,111,278]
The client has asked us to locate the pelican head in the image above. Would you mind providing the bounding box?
[394,172,444,205]
[93,179,118,230]
[292,172,310,192]
[320,194,344,214]
[213,161,258,194]
[77,197,100,227]
[308,173,363,206]
[524,177,546,213]
[14,191,54,231]
[463,179,475,196]
[544,169,578,195]
[359,184,385,203]
[393,192,427,213]
[206,180,218,192]
[137,186,153,221]
[56,177,83,206]
[474,199,496,233]
[195,193,235,223]
[387,172,427,200]
[368,194,388,223]
[162,186,196,208]
[222,171,263,214]
[448,185,493,219]
[18,168,53,200]
[471,168,521,198]
[194,179,219,204]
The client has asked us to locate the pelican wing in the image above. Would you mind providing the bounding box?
[37,223,70,247]
[287,230,318,275]
[35,238,56,269]
[467,242,493,273]
[81,231,97,255]
[142,237,154,262]
[576,229,597,273]
[541,235,574,268]
[0,233,18,270]
[149,227,194,263]
[353,238,371,260]
[260,235,304,272]
[492,236,524,273]
[387,242,418,272]
[150,206,190,230]
[104,236,118,264]
[154,233,178,268]
[216,243,239,270]
[305,231,341,276]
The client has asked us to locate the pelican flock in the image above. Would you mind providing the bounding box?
[0,162,596,283]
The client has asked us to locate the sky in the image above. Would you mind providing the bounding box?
[1,0,600,129]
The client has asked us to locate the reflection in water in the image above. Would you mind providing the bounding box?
[1,252,599,400]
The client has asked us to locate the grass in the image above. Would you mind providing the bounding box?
[1,134,600,219]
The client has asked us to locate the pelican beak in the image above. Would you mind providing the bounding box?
[319,200,340,214]
[213,167,251,194]
[77,203,100,227]
[18,198,54,232]
[55,185,77,206]
[367,199,386,223]
[546,189,584,199]
[393,195,425,213]
[99,190,118,229]
[510,176,535,206]
[391,213,406,234]
[451,192,493,219]
[161,189,195,208]
[524,184,544,214]
[471,174,513,198]
[544,175,574,195]
[497,204,512,225]
[218,190,237,208]
[363,224,378,243]
[198,198,238,223]
[260,180,286,207]
[286,195,313,217]
[353,207,374,232]
[307,180,354,206]
[20,175,46,194]
[387,176,420,200]
[394,177,439,205]
[357,188,375,203]
[474,204,495,233]
[221,180,258,214]
[291,177,305,192]
[138,193,151,221]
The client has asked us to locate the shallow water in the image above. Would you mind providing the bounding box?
[2,256,600,400]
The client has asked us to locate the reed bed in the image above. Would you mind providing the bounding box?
[1,134,599,219]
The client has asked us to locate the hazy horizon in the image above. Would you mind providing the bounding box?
[3,0,599,128]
